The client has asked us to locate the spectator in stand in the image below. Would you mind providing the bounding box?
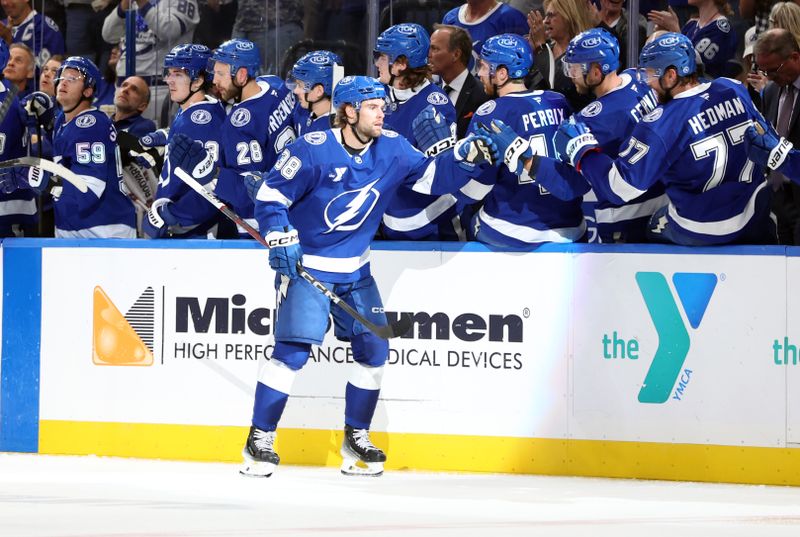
[769,1,800,45]
[753,28,800,245]
[62,0,115,70]
[111,75,156,136]
[102,0,200,124]
[442,0,529,71]
[193,0,237,49]
[38,54,62,97]
[94,43,119,114]
[647,0,738,79]
[2,41,33,97]
[429,23,490,139]
[740,0,778,36]
[0,0,66,68]
[528,0,595,111]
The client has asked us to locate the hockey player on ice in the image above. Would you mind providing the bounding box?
[0,56,136,238]
[551,32,777,246]
[287,50,342,137]
[138,44,226,239]
[168,76,497,477]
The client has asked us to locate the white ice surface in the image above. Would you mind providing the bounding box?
[1,453,800,537]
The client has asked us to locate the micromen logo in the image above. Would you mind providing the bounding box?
[92,286,155,366]
[635,272,717,403]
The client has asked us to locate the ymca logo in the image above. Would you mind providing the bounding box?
[323,179,381,233]
[635,272,717,403]
[92,286,155,366]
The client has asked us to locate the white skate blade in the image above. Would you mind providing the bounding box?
[240,449,276,478]
[340,455,384,477]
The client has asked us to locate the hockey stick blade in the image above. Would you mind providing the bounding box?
[0,157,89,193]
[173,166,412,339]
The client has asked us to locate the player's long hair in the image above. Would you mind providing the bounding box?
[769,1,800,47]
[396,60,432,89]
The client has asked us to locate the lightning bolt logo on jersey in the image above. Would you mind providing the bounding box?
[253,128,486,283]
[324,179,381,233]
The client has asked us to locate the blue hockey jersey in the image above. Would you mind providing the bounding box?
[537,70,666,242]
[464,90,586,247]
[254,128,486,283]
[156,97,226,238]
[52,108,136,237]
[381,80,461,240]
[578,78,771,245]
[683,17,738,79]
[215,79,296,233]
[442,3,528,71]
[0,80,36,233]
[293,106,336,137]
[3,10,65,67]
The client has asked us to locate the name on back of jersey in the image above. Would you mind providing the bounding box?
[268,92,296,135]
[521,107,565,130]
[687,95,746,135]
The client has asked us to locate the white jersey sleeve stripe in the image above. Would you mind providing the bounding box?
[409,161,437,195]
[666,180,768,235]
[478,208,586,243]
[607,163,647,202]
[381,194,456,232]
[81,175,106,199]
[594,194,669,224]
[459,178,493,201]
[256,184,292,207]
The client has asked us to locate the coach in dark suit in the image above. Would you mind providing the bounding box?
[755,29,800,245]
[429,23,490,139]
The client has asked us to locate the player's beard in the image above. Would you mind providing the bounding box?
[356,122,382,140]
[217,83,242,103]
[656,89,673,104]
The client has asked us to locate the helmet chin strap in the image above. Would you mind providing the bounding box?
[177,77,203,106]
[347,111,371,145]
[583,68,606,94]
[63,87,91,114]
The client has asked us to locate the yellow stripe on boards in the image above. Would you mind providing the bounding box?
[38,420,800,485]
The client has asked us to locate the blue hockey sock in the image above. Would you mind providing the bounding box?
[344,382,380,430]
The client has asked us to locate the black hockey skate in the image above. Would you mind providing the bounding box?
[340,425,386,477]
[240,426,280,478]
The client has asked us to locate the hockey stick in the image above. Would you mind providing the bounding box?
[173,166,412,340]
[0,83,19,126]
[0,157,89,193]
